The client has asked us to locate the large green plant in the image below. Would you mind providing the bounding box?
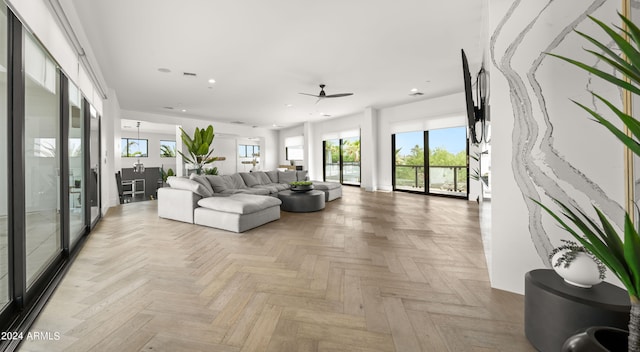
[177,125,217,174]
[537,14,640,351]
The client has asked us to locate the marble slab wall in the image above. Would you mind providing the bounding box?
[488,0,625,293]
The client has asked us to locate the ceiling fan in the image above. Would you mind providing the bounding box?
[299,84,353,104]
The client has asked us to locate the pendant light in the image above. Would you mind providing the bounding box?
[133,121,145,173]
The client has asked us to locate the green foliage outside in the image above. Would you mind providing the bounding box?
[160,144,176,157]
[395,145,467,188]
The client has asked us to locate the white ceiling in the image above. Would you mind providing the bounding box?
[68,0,485,129]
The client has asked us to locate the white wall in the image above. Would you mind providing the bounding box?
[488,0,624,294]
[121,110,279,175]
[119,130,178,171]
[102,88,120,209]
[278,125,305,167]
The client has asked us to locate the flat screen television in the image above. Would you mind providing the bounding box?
[461,49,476,131]
[462,49,486,143]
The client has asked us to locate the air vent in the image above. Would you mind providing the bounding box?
[231,121,245,125]
[409,92,424,96]
[183,72,197,77]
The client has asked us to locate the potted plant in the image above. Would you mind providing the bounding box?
[535,14,640,351]
[290,181,314,192]
[549,240,607,288]
[177,125,217,175]
[160,167,174,185]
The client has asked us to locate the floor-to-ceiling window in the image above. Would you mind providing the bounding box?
[324,139,340,182]
[341,137,360,185]
[428,127,468,196]
[393,127,468,198]
[0,4,7,310]
[69,82,84,244]
[89,106,101,225]
[394,131,425,192]
[323,136,361,185]
[24,31,62,286]
[0,7,104,343]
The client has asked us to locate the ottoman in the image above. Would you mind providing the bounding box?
[194,194,281,233]
[312,181,342,201]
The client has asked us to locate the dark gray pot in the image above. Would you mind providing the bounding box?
[562,326,628,352]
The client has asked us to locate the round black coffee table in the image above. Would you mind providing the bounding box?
[277,190,325,212]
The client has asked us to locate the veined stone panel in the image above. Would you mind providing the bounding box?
[489,0,624,293]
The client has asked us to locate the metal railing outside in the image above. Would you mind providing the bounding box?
[395,165,467,195]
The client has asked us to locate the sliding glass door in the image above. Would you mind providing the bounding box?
[89,106,101,225]
[24,31,62,286]
[393,127,468,198]
[68,82,84,244]
[323,136,361,185]
[324,139,340,182]
[341,137,360,185]
[394,131,425,192]
[428,127,468,196]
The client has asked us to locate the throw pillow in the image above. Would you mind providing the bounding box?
[240,172,261,187]
[265,171,279,183]
[296,170,308,181]
[230,173,248,189]
[190,174,214,195]
[166,176,213,197]
[278,171,297,184]
[206,175,234,193]
[255,172,272,185]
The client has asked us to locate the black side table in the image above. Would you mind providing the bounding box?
[525,269,630,352]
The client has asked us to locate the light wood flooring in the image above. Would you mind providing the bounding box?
[19,187,533,351]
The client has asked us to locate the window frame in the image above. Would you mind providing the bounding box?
[121,137,148,157]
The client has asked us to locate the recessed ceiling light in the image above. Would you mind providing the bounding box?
[181,109,187,112]
[158,68,171,73]
[410,88,418,92]
[286,104,293,108]
[208,79,216,84]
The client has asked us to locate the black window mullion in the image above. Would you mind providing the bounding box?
[424,131,429,195]
[391,134,396,191]
[82,98,91,228]
[7,10,25,309]
[60,75,70,253]
[322,141,327,182]
[339,139,343,184]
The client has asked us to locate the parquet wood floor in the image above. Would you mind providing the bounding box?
[19,187,533,351]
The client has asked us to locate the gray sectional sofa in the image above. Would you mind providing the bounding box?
[157,170,341,233]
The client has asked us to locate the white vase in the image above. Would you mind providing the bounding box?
[551,251,602,288]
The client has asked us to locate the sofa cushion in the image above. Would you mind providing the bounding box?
[190,174,214,196]
[230,173,248,189]
[253,185,279,194]
[278,171,297,184]
[240,172,261,187]
[198,193,281,214]
[206,175,234,193]
[296,170,308,181]
[255,172,272,185]
[265,171,279,183]
[167,176,213,197]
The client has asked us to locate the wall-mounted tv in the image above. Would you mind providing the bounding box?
[461,49,487,144]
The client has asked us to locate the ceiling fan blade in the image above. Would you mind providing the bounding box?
[315,98,322,105]
[299,93,319,97]
[325,93,353,98]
